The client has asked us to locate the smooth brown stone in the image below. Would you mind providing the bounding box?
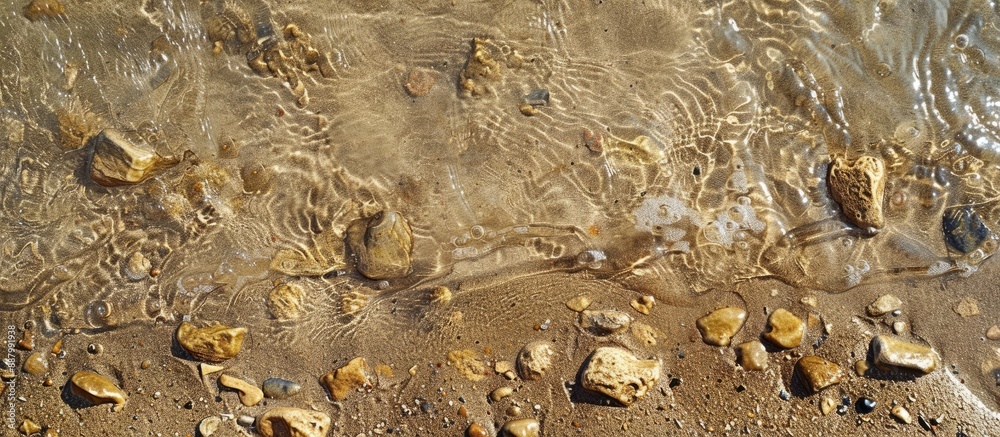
[696,307,747,346]
[175,322,246,363]
[795,356,843,394]
[764,308,804,349]
[70,371,127,411]
[735,341,767,371]
[869,335,940,374]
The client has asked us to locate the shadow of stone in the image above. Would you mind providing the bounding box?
[59,381,94,410]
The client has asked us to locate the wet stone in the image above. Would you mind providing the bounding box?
[795,356,843,394]
[258,407,331,437]
[262,377,302,399]
[123,252,151,281]
[467,423,488,437]
[517,341,554,381]
[828,155,886,233]
[866,294,902,317]
[943,205,991,253]
[70,371,128,411]
[348,211,414,280]
[630,295,655,315]
[176,322,247,363]
[892,404,913,424]
[23,352,47,375]
[820,397,837,415]
[490,386,513,403]
[268,282,306,320]
[460,38,502,97]
[581,309,632,335]
[23,0,64,21]
[88,129,178,187]
[869,335,941,374]
[696,307,747,346]
[320,357,371,401]
[219,374,264,406]
[580,347,661,406]
[735,341,767,371]
[501,418,540,437]
[764,308,805,349]
[404,68,438,97]
[856,397,877,414]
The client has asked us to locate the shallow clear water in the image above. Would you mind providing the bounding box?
[2,0,1000,435]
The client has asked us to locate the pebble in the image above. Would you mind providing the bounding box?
[258,407,331,437]
[348,211,414,280]
[891,404,913,424]
[262,377,302,399]
[87,343,103,354]
[198,416,221,436]
[516,341,554,381]
[70,371,128,411]
[501,418,540,437]
[828,155,886,232]
[565,295,592,312]
[123,252,152,281]
[268,283,306,320]
[467,423,489,437]
[820,397,837,415]
[237,415,255,426]
[954,296,980,317]
[892,321,906,334]
[735,341,767,371]
[794,356,843,394]
[200,363,225,377]
[320,357,371,401]
[580,310,632,335]
[630,295,655,315]
[943,205,991,253]
[460,38,502,97]
[219,374,264,407]
[430,286,452,303]
[23,352,47,375]
[490,386,514,403]
[17,329,33,350]
[505,405,522,416]
[580,347,661,406]
[866,294,902,317]
[696,307,747,346]
[404,67,438,97]
[987,325,1000,341]
[88,128,177,186]
[763,308,804,349]
[18,418,41,435]
[22,0,64,21]
[869,335,941,374]
[176,322,247,363]
[855,397,877,414]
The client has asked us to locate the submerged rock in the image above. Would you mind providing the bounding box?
[268,282,306,320]
[696,307,747,346]
[517,341,555,381]
[580,347,660,406]
[348,211,414,280]
[23,0,64,21]
[88,129,178,187]
[258,407,331,437]
[795,356,843,394]
[869,335,940,374]
[764,308,804,349]
[70,371,127,411]
[460,38,502,97]
[404,67,438,97]
[828,155,886,233]
[320,357,371,401]
[943,205,991,253]
[175,322,247,363]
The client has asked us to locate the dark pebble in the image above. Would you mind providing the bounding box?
[669,378,682,388]
[943,205,990,253]
[184,401,193,409]
[779,390,791,401]
[855,397,876,414]
[836,405,848,415]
